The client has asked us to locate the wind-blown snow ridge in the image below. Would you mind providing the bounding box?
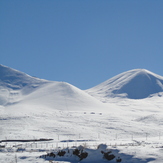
[86,69,163,100]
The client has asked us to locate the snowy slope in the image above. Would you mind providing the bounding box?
[0,64,102,108]
[1,65,163,163]
[1,66,163,140]
[0,64,50,105]
[0,64,49,90]
[22,81,104,110]
[86,69,163,101]
[0,64,106,140]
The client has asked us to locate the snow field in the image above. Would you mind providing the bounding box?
[1,65,163,162]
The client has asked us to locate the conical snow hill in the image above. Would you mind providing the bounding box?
[0,64,103,109]
[86,69,163,100]
[21,81,103,111]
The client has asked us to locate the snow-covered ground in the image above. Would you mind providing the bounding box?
[1,138,163,162]
[1,65,163,162]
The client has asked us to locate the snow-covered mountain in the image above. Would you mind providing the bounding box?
[0,64,103,107]
[0,64,51,105]
[0,64,49,90]
[86,69,163,101]
[1,65,163,162]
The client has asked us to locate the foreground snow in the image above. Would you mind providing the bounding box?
[1,139,163,163]
[1,96,163,162]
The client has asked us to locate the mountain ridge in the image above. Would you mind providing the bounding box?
[1,65,163,103]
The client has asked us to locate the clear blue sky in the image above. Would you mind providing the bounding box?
[1,0,163,89]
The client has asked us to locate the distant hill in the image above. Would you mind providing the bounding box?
[1,65,163,106]
[0,64,102,108]
[86,69,163,101]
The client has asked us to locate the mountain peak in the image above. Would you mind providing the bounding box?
[86,69,163,100]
